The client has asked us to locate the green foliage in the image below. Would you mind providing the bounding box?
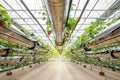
[78,33,88,42]
[68,17,78,29]
[84,22,98,38]
[15,25,47,48]
[106,19,116,26]
[46,19,51,32]
[0,39,29,51]
[31,36,51,51]
[16,25,30,38]
[74,33,88,48]
[15,25,49,49]
[99,20,106,27]
[72,18,118,51]
[0,3,11,27]
[32,36,42,43]
[92,42,120,51]
[65,17,78,39]
[0,39,18,49]
[67,17,78,30]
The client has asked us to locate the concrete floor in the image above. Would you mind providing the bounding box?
[0,62,120,80]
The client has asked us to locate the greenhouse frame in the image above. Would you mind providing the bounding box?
[0,0,120,80]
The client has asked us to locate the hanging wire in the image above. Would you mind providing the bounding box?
[73,0,80,19]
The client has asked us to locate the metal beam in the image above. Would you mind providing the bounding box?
[64,0,73,27]
[12,18,47,19]
[96,0,120,23]
[18,23,90,25]
[6,9,117,11]
[11,17,112,20]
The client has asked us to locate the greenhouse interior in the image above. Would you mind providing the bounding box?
[0,0,120,80]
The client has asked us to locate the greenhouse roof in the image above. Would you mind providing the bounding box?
[0,0,119,49]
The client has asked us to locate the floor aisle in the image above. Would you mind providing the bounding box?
[0,62,119,80]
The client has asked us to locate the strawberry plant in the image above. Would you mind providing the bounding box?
[64,17,78,41]
[0,3,11,27]
[84,22,98,38]
[106,19,116,26]
[46,19,52,36]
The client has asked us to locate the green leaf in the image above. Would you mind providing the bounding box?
[72,4,76,6]
[106,19,116,26]
[99,20,106,27]
[46,19,51,32]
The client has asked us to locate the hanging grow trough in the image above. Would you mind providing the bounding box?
[46,0,65,46]
[0,27,48,52]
